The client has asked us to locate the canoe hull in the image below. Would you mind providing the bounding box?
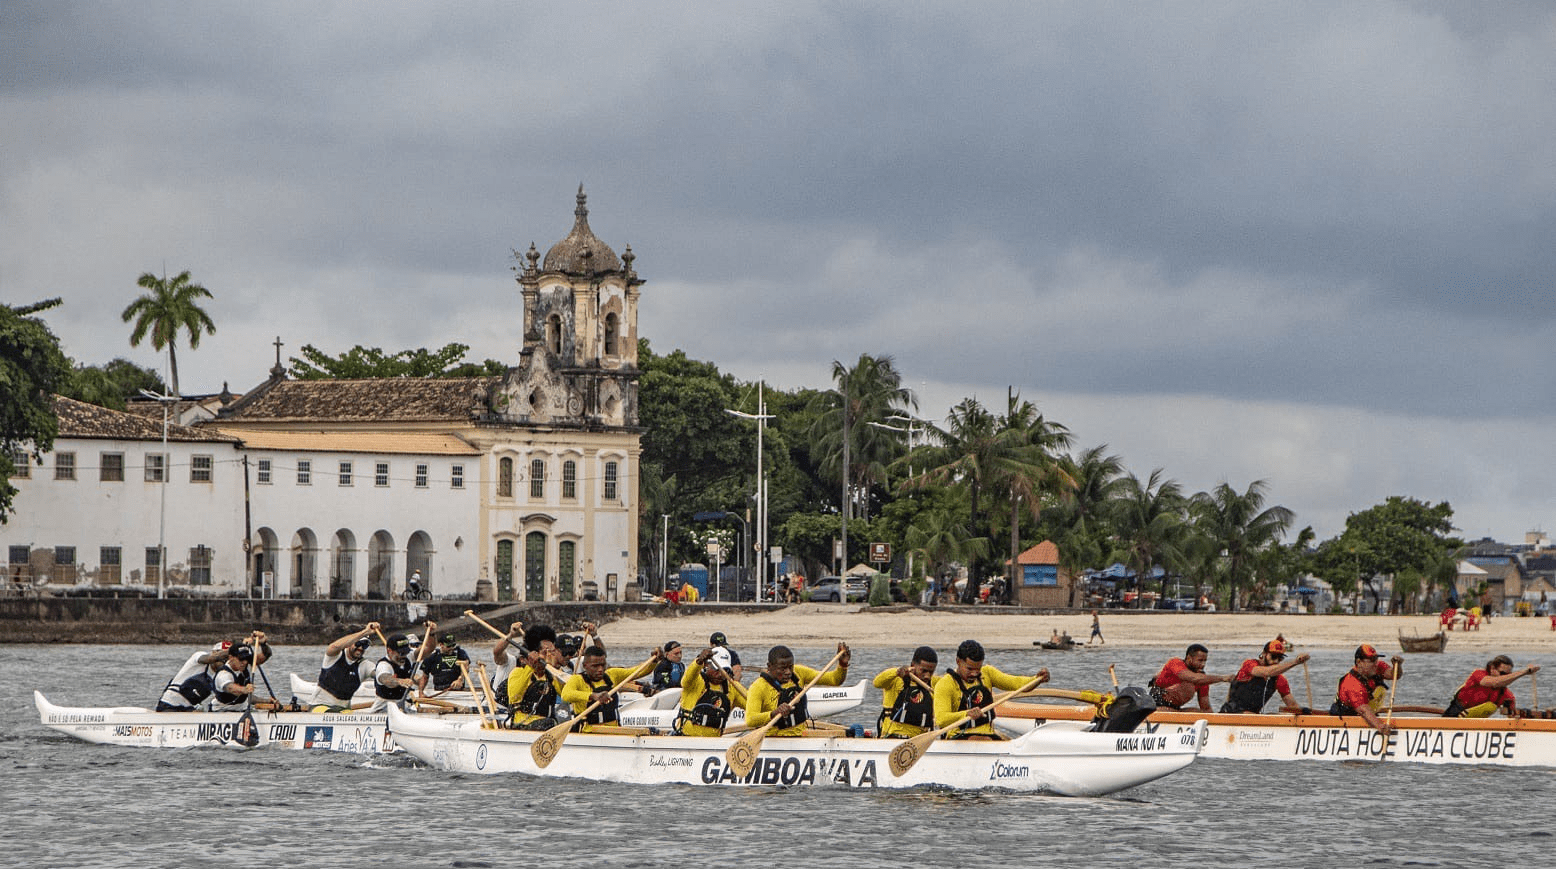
[35,691,401,753]
[1000,703,1552,767]
[386,704,1206,796]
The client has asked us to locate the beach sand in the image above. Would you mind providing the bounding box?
[593,604,1556,654]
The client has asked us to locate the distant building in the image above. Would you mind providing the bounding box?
[1012,540,1078,608]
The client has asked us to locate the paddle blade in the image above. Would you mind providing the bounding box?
[888,731,936,777]
[530,717,575,768]
[726,728,765,779]
[235,710,259,748]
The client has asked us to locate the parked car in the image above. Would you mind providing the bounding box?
[810,575,867,602]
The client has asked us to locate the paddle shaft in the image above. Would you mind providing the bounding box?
[466,609,571,682]
[1303,660,1314,710]
[459,661,488,727]
[934,673,1049,737]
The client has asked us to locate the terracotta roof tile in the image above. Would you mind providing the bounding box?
[52,396,237,443]
[214,429,481,456]
[219,377,502,422]
[1017,541,1061,565]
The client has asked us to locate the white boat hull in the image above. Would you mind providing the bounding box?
[998,704,1556,767]
[616,679,867,729]
[386,704,1207,796]
[35,690,409,753]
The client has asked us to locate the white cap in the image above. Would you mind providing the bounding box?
[710,648,733,672]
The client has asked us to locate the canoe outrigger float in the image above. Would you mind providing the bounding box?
[384,704,1209,795]
[998,702,1556,767]
[35,691,407,753]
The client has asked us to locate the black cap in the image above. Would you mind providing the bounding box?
[440,633,457,646]
[710,632,727,646]
[387,634,412,652]
[663,640,682,653]
[229,644,255,662]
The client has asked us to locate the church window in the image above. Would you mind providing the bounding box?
[604,312,619,355]
[562,460,577,499]
[603,461,619,501]
[296,459,311,485]
[415,463,428,488]
[375,461,390,487]
[498,457,514,498]
[530,459,546,499]
[547,314,562,354]
[257,459,271,484]
[451,464,465,489]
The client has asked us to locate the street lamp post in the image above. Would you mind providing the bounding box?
[139,388,175,600]
[868,415,927,585]
[726,381,773,602]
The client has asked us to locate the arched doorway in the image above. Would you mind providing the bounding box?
[367,530,396,600]
[291,528,318,598]
[330,529,357,599]
[254,527,280,597]
[406,531,434,595]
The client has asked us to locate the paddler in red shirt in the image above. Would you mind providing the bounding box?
[1221,639,1312,714]
[1149,644,1231,711]
[1329,644,1402,734]
[1444,654,1540,718]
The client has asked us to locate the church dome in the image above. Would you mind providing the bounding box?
[542,185,621,275]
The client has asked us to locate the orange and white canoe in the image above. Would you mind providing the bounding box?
[997,702,1553,767]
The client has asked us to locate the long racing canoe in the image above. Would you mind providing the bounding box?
[385,704,1208,795]
[997,701,1555,767]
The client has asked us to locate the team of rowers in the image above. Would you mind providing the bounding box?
[155,621,1543,741]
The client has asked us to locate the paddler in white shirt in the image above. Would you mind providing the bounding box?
[311,623,380,710]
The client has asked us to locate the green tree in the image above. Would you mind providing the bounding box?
[991,394,1074,603]
[1311,496,1459,613]
[1111,469,1190,608]
[121,270,216,397]
[808,353,916,522]
[289,343,503,379]
[1190,480,1295,612]
[1039,444,1127,605]
[61,358,167,410]
[1,299,72,522]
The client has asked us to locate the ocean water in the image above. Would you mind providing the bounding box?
[4,641,1553,868]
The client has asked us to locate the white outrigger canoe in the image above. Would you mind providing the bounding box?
[615,679,867,729]
[385,704,1208,795]
[35,690,408,753]
[998,702,1556,768]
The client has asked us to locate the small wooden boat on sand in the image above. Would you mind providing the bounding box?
[1399,630,1448,653]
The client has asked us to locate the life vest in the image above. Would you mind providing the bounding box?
[212,665,251,706]
[1446,670,1512,717]
[582,674,620,725]
[317,653,369,703]
[760,672,810,730]
[648,661,684,694]
[946,669,996,720]
[882,678,935,729]
[169,669,216,707]
[1222,664,1279,714]
[516,669,560,715]
[1329,669,1385,716]
[678,683,735,732]
[375,656,415,701]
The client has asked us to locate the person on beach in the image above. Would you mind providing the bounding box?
[560,644,661,732]
[710,630,743,681]
[745,643,852,737]
[1221,639,1312,714]
[1088,611,1104,645]
[371,633,419,711]
[644,640,685,695]
[1149,644,1231,711]
[874,645,939,738]
[505,624,567,728]
[675,647,745,736]
[1444,654,1540,718]
[311,623,381,709]
[1329,644,1402,734]
[933,639,1048,739]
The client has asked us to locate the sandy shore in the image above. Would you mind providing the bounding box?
[594,605,1556,654]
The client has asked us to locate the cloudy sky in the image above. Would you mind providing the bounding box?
[5,2,1554,542]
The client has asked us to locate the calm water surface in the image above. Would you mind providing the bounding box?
[4,641,1553,868]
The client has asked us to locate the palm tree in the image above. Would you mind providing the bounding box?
[1190,480,1294,612]
[807,353,916,521]
[122,270,216,397]
[993,394,1074,603]
[1047,444,1127,605]
[904,502,989,599]
[1111,469,1189,608]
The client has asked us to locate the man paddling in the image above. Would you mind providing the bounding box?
[644,640,686,696]
[156,640,233,711]
[1444,654,1540,718]
[506,625,568,729]
[1149,644,1231,711]
[417,626,470,693]
[874,646,940,738]
[371,633,419,711]
[489,620,527,704]
[1329,644,1403,734]
[745,643,852,737]
[933,640,1047,739]
[675,647,745,736]
[210,643,256,711]
[311,623,381,709]
[560,644,661,732]
[1221,639,1312,714]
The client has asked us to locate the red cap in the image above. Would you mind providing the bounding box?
[1355,643,1382,660]
[1264,640,1287,656]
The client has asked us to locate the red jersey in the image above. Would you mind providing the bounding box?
[1453,669,1514,710]
[1335,662,1392,713]
[1233,658,1291,696]
[1154,658,1209,708]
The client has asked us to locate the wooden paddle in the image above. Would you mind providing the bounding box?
[459,661,488,728]
[1303,660,1314,711]
[1379,661,1401,760]
[1108,664,1119,690]
[888,672,1049,777]
[531,652,658,768]
[474,663,502,728]
[465,609,572,683]
[726,647,848,779]
[1533,671,1539,711]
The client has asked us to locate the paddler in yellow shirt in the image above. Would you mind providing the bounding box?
[873,646,940,738]
[744,643,851,737]
[675,647,746,736]
[933,639,1047,739]
[561,644,660,732]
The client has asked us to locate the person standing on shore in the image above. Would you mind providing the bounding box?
[1221,639,1311,714]
[933,640,1047,739]
[1149,644,1231,711]
[1444,655,1540,718]
[1329,644,1402,734]
[1088,611,1104,645]
[874,646,939,738]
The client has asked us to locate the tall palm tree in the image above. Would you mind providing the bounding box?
[1190,480,1294,612]
[807,353,916,522]
[994,394,1074,603]
[1111,469,1189,608]
[904,502,989,597]
[121,270,216,398]
[1048,444,1127,605]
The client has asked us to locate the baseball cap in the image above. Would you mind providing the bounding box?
[1263,639,1287,657]
[440,632,457,646]
[710,632,728,647]
[387,634,412,652]
[708,648,733,672]
[229,644,255,662]
[352,636,372,650]
[1355,644,1382,660]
